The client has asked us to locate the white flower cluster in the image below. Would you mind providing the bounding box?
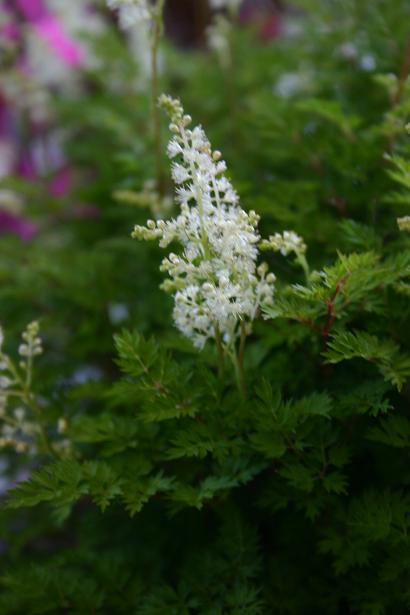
[133,95,276,350]
[261,231,307,257]
[107,0,157,29]
[0,322,69,455]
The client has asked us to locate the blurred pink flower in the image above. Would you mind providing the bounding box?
[240,3,282,41]
[72,203,99,219]
[0,209,37,240]
[49,166,72,197]
[16,0,84,66]
[35,14,84,67]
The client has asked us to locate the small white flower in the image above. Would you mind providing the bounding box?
[0,376,11,389]
[108,302,129,325]
[172,163,191,184]
[338,42,357,60]
[360,54,376,72]
[398,216,410,232]
[14,407,26,422]
[2,425,15,438]
[57,418,68,434]
[275,73,303,98]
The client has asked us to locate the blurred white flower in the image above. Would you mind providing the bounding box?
[360,54,376,72]
[107,0,156,29]
[210,0,242,13]
[108,302,130,325]
[338,42,357,60]
[207,15,232,69]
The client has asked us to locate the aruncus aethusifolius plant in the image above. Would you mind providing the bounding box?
[133,95,277,395]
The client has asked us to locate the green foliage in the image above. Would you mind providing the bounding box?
[325,330,410,389]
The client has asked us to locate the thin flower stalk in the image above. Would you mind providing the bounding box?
[107,0,166,197]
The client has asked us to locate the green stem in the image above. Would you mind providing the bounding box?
[214,324,225,379]
[6,356,58,458]
[226,23,238,142]
[239,321,247,370]
[23,392,58,459]
[26,352,33,389]
[230,327,247,400]
[231,351,246,400]
[296,253,310,285]
[150,4,165,197]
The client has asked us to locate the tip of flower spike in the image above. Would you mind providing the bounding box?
[397,216,410,232]
[158,94,184,123]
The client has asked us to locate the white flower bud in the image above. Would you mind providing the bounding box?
[14,407,26,421]
[57,418,68,434]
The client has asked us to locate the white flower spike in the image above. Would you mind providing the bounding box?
[133,95,276,351]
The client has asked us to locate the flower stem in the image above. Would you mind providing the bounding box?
[7,356,58,458]
[239,320,247,370]
[150,4,165,197]
[24,392,58,459]
[296,253,310,285]
[230,325,247,400]
[214,324,225,378]
[231,350,246,400]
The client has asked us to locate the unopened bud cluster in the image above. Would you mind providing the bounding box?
[261,231,309,280]
[397,216,410,232]
[114,179,172,219]
[261,231,307,257]
[0,322,69,456]
[133,95,276,350]
[18,320,42,362]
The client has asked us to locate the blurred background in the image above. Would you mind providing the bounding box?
[0,0,283,236]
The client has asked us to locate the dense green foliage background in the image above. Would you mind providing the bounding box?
[1,0,410,612]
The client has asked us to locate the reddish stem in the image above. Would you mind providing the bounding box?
[321,275,349,343]
[391,34,410,106]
